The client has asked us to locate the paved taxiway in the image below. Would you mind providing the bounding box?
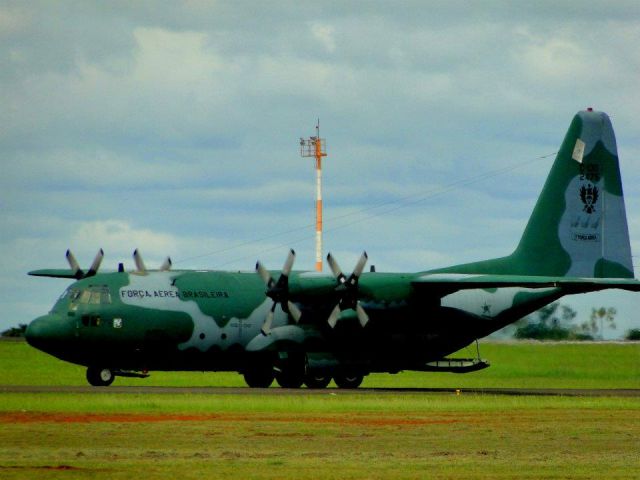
[2,385,639,397]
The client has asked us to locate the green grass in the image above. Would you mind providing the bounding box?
[1,340,639,479]
[1,398,639,479]
[1,339,638,389]
[1,391,638,415]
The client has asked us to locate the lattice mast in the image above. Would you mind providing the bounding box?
[300,120,327,271]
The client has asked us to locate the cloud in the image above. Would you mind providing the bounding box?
[310,23,336,53]
[2,3,640,336]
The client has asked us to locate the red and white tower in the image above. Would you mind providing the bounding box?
[300,121,327,272]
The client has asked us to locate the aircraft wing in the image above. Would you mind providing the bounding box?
[412,273,640,297]
[28,269,80,279]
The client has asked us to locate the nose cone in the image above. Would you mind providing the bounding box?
[25,314,74,352]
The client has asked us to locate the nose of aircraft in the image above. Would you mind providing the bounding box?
[25,314,73,351]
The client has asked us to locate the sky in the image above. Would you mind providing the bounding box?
[2,1,640,338]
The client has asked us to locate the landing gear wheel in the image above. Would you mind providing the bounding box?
[304,373,331,389]
[275,352,305,388]
[275,369,304,388]
[333,372,363,389]
[243,367,274,388]
[86,367,115,387]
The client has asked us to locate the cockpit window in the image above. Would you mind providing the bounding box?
[67,286,112,308]
[78,290,92,305]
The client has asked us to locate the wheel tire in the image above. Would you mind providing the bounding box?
[304,373,331,389]
[333,372,363,389]
[275,369,304,389]
[243,368,274,388]
[86,367,115,387]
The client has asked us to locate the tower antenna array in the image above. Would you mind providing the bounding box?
[300,120,327,272]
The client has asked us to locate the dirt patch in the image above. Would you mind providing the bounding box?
[0,412,219,424]
[0,411,460,427]
[0,465,82,470]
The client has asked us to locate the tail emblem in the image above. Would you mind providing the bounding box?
[580,184,599,214]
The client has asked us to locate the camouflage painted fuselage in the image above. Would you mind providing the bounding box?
[25,110,640,386]
[27,269,562,373]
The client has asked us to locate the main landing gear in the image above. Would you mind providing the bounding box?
[243,365,275,388]
[333,372,363,389]
[303,372,332,389]
[243,356,364,389]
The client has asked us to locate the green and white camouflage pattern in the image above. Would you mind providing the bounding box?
[25,110,640,388]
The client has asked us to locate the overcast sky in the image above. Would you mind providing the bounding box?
[2,1,640,337]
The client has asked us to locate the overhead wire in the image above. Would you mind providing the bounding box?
[175,151,557,269]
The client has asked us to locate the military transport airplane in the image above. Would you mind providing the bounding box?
[26,110,640,388]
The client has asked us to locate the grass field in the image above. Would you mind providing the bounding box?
[1,339,639,389]
[1,340,639,479]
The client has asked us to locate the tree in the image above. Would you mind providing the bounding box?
[513,303,588,340]
[1,324,27,338]
[580,307,617,340]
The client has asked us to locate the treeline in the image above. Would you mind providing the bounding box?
[513,303,640,341]
[1,324,27,338]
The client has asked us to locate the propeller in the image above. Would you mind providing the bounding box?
[326,251,370,328]
[133,249,147,274]
[66,249,104,279]
[255,249,302,335]
[133,249,172,274]
[86,249,104,277]
[159,257,172,271]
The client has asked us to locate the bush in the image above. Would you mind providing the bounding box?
[625,329,640,341]
[514,323,571,340]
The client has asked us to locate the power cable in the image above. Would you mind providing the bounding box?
[175,151,557,268]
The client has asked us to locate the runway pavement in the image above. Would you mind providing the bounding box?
[2,385,639,397]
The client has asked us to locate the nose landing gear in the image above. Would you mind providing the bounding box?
[86,367,115,387]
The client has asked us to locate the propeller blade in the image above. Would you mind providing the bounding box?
[261,305,276,336]
[256,261,273,287]
[159,257,172,271]
[326,253,345,282]
[327,304,341,328]
[325,252,371,328]
[133,249,147,274]
[352,252,368,279]
[287,301,302,323]
[256,249,302,334]
[65,250,84,279]
[282,249,295,277]
[86,249,104,278]
[356,302,370,327]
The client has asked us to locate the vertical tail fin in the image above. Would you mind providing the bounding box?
[511,109,633,278]
[443,110,634,279]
